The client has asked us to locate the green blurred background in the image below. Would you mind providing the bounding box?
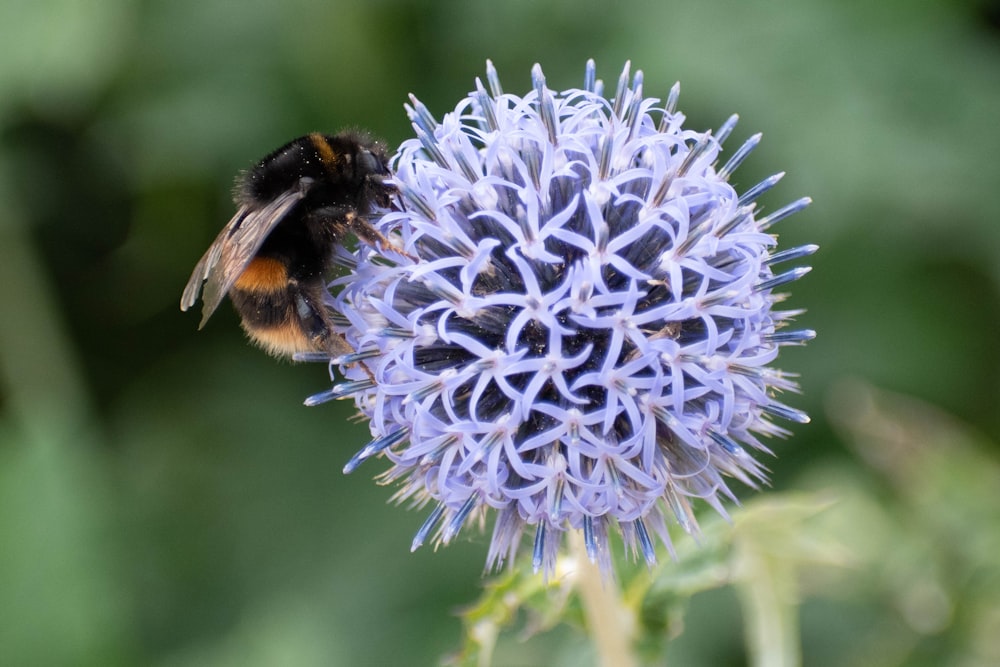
[1,1,998,665]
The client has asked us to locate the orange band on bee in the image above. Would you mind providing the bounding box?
[234,256,288,292]
[310,133,340,170]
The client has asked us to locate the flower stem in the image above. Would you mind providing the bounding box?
[569,531,641,667]
[734,550,801,667]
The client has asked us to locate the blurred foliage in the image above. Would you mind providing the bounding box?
[1,0,999,665]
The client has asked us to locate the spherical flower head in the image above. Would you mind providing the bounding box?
[314,61,816,576]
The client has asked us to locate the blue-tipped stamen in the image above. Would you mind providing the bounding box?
[713,205,755,239]
[522,143,542,191]
[377,325,416,339]
[700,289,740,309]
[658,82,681,133]
[634,519,657,567]
[624,70,645,141]
[332,348,383,365]
[765,244,820,266]
[598,130,613,181]
[673,213,714,257]
[533,64,559,145]
[584,58,597,93]
[451,147,482,184]
[415,128,451,170]
[676,134,714,178]
[758,196,812,230]
[304,378,376,406]
[411,504,446,552]
[292,351,335,363]
[532,522,547,573]
[474,83,500,132]
[405,95,439,135]
[397,182,437,222]
[666,485,694,534]
[328,311,351,328]
[714,114,739,146]
[717,132,762,181]
[442,494,479,543]
[485,59,503,97]
[611,61,631,119]
[344,428,409,474]
[583,515,598,562]
[738,172,785,206]
[548,478,565,523]
[755,266,812,292]
[762,403,811,424]
[708,429,748,457]
[763,329,817,345]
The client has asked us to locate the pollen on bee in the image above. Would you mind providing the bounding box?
[234,256,288,292]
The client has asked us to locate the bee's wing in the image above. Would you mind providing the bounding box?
[180,222,231,315]
[180,189,305,328]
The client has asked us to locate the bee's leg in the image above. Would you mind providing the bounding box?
[291,285,350,357]
[293,283,376,381]
[343,211,414,260]
[307,206,413,260]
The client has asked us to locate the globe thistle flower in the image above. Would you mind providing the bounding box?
[310,61,815,575]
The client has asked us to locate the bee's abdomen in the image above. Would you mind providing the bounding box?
[229,259,334,356]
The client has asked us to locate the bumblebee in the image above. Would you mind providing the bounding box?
[181,131,395,358]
